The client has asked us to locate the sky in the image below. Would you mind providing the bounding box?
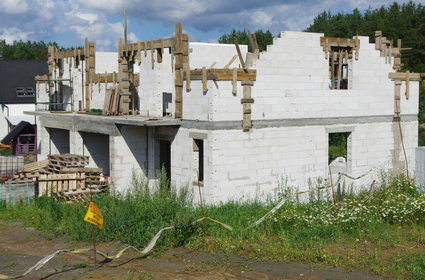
[0,0,424,51]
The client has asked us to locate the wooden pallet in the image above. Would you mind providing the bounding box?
[48,154,89,163]
[4,177,35,185]
[23,160,49,173]
[61,167,102,174]
[38,173,85,197]
[13,171,48,179]
[54,188,105,202]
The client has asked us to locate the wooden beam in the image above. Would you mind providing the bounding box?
[389,72,421,81]
[185,68,256,81]
[122,38,176,56]
[320,37,360,48]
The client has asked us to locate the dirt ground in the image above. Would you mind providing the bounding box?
[0,221,386,280]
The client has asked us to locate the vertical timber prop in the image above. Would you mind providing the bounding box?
[174,23,184,118]
[241,81,254,131]
[118,38,132,115]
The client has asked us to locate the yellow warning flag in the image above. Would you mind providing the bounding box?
[84,202,103,229]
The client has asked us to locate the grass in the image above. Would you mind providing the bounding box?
[2,262,16,269]
[0,170,424,279]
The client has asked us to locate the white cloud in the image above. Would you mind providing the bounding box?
[0,0,424,51]
[70,21,139,50]
[0,27,33,43]
[0,0,29,14]
[74,12,100,24]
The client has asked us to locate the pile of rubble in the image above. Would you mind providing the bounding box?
[4,154,108,201]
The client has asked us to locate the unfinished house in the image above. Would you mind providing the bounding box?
[27,25,420,203]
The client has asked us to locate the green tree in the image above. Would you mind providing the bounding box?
[218,29,273,52]
[0,40,63,60]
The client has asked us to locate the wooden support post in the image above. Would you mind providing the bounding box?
[185,63,191,91]
[124,9,128,45]
[118,57,131,115]
[337,50,343,90]
[151,45,155,69]
[324,38,329,59]
[331,50,335,89]
[174,23,183,118]
[232,68,237,95]
[84,38,91,112]
[202,67,208,93]
[241,81,254,131]
[394,81,401,117]
[406,70,410,100]
[375,31,382,50]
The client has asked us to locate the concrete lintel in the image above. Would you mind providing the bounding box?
[326,126,355,133]
[182,120,242,130]
[189,132,208,139]
[182,114,417,130]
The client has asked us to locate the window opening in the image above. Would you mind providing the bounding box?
[193,139,204,185]
[328,132,351,174]
[329,47,352,90]
[16,87,35,97]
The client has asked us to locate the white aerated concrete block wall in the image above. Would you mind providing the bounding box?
[204,126,328,203]
[183,32,418,122]
[139,50,174,117]
[96,52,118,73]
[109,126,149,193]
[183,43,248,121]
[36,120,49,160]
[201,120,418,203]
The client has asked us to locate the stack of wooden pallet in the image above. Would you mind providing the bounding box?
[48,154,89,173]
[4,154,108,201]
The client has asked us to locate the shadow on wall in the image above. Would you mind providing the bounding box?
[82,132,110,175]
[49,128,70,154]
[119,125,148,177]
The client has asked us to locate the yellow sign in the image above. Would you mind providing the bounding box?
[84,202,103,229]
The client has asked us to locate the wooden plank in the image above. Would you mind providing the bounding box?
[388,72,421,81]
[224,55,237,69]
